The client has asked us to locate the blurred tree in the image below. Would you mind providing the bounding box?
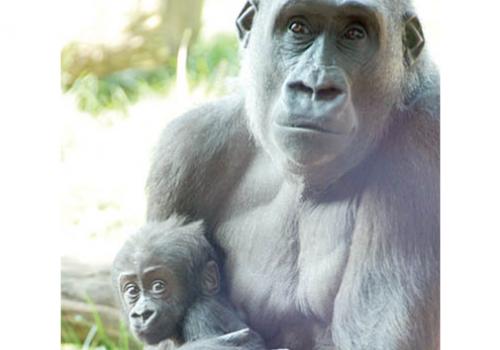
[62,0,204,89]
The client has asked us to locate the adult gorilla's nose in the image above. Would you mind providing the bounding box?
[283,65,348,114]
[286,79,344,102]
[283,75,348,121]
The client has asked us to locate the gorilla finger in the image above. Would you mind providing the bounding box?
[217,328,251,344]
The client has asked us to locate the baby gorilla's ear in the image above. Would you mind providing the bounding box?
[201,260,220,296]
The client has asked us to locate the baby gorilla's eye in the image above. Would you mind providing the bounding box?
[124,283,140,302]
[343,24,367,40]
[151,280,166,294]
[288,19,311,35]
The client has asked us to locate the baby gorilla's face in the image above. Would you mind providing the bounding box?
[118,265,188,344]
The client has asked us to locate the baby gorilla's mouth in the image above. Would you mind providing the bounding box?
[135,326,165,345]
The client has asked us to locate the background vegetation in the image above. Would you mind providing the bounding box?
[63,33,239,115]
[61,0,243,348]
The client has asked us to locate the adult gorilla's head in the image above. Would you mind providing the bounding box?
[237,0,426,183]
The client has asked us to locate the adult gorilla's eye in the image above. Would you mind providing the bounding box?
[343,24,367,40]
[151,280,166,294]
[288,19,311,35]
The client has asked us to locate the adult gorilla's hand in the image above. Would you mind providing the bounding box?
[178,328,288,350]
[144,339,176,350]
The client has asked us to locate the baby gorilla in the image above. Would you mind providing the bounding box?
[112,216,265,349]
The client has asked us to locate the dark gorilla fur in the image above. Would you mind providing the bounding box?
[112,216,266,350]
[146,0,439,349]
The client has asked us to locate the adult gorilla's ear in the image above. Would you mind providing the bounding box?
[236,0,258,48]
[403,13,425,66]
[201,260,220,296]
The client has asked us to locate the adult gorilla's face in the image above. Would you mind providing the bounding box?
[240,0,406,178]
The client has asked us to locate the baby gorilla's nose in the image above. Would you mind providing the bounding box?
[132,309,155,322]
[141,309,155,322]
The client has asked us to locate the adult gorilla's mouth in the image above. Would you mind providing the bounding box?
[276,120,350,135]
[289,121,332,133]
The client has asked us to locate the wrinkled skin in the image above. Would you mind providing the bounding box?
[242,0,399,182]
[146,0,439,349]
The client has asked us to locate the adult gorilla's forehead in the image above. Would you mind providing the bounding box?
[265,0,382,10]
[258,0,399,36]
[262,0,388,23]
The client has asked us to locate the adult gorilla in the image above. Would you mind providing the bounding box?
[146,0,439,349]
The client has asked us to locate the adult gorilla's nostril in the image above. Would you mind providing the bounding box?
[287,81,314,96]
[314,86,343,101]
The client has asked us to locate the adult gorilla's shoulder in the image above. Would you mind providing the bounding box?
[146,94,251,222]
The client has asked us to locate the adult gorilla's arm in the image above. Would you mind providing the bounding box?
[178,328,283,350]
[145,329,275,350]
[145,98,273,350]
[145,95,250,224]
[331,106,440,350]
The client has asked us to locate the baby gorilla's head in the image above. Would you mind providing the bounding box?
[111,215,220,345]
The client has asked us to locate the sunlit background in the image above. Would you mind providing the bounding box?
[60,0,440,348]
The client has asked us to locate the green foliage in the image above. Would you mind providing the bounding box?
[63,34,240,116]
[187,33,240,87]
[66,63,176,116]
[61,319,82,345]
[62,319,137,350]
[61,319,138,350]
[89,301,115,349]
[118,322,130,350]
[61,298,140,350]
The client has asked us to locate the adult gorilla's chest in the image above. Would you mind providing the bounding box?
[213,175,357,342]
